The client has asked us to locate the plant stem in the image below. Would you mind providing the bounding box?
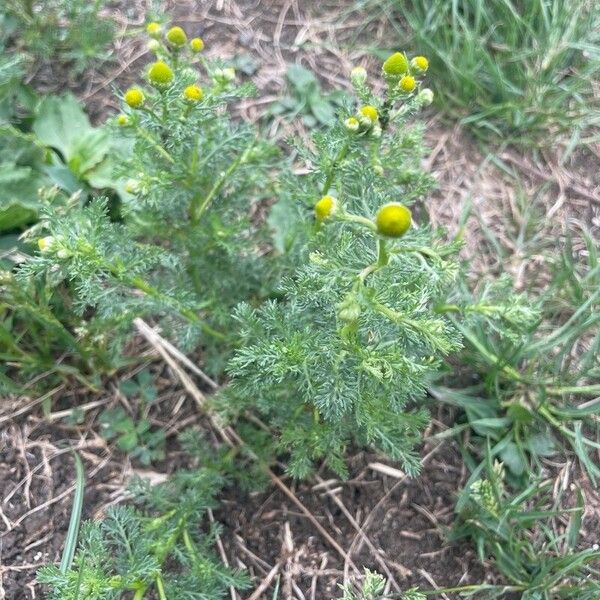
[189,142,254,224]
[321,141,349,195]
[155,574,167,600]
[135,127,175,164]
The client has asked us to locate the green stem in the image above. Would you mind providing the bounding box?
[338,212,377,231]
[135,127,175,164]
[189,142,254,224]
[321,141,349,195]
[155,574,167,600]
[133,587,146,600]
[376,238,389,267]
[106,266,225,341]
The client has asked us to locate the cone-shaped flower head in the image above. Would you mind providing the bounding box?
[124,87,145,108]
[375,202,412,237]
[148,61,174,87]
[190,37,205,52]
[398,75,416,93]
[166,26,187,47]
[383,52,408,76]
[315,195,337,221]
[183,84,204,102]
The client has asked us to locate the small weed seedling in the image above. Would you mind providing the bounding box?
[38,465,249,599]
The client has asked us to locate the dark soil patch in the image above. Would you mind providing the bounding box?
[217,443,488,598]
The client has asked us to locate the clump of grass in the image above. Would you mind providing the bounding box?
[377,0,600,143]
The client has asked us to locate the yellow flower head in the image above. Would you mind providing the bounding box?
[398,75,416,94]
[315,195,337,221]
[360,105,378,123]
[124,87,145,108]
[411,56,429,74]
[345,116,360,132]
[117,114,129,126]
[166,26,187,47]
[383,52,408,76]
[146,22,162,37]
[190,37,205,53]
[148,61,174,87]
[375,202,412,238]
[183,84,204,102]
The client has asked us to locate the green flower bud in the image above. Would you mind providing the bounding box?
[147,39,161,53]
[38,236,55,252]
[417,88,434,106]
[345,117,360,132]
[350,66,367,85]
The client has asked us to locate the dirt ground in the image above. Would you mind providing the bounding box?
[2,0,599,598]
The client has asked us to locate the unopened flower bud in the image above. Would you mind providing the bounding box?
[345,117,360,132]
[214,67,236,84]
[146,22,161,38]
[359,105,378,123]
[350,66,367,85]
[125,180,139,194]
[147,39,161,53]
[417,88,434,106]
[411,56,429,74]
[38,236,55,252]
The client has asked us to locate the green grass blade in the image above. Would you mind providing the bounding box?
[59,451,85,574]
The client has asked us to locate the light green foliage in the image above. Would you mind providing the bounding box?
[19,27,280,375]
[452,458,600,600]
[224,59,462,478]
[373,0,600,142]
[339,570,425,600]
[38,467,249,599]
[2,0,114,72]
[434,228,599,481]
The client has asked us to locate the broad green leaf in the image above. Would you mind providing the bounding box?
[33,94,92,163]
